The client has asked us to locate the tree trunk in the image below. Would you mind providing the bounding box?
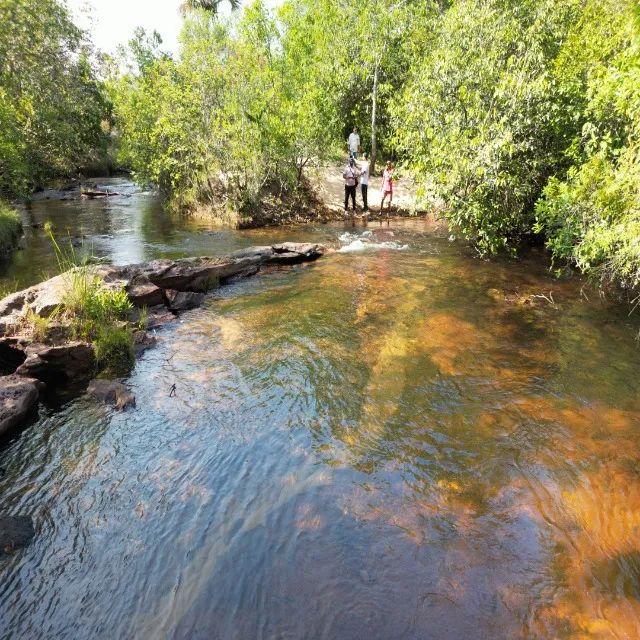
[370,60,379,175]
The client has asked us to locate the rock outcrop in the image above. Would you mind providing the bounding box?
[15,341,95,385]
[0,242,327,435]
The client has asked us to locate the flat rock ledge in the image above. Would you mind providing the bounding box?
[0,242,326,435]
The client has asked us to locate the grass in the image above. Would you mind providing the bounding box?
[0,201,22,254]
[63,270,135,375]
[24,307,58,342]
[38,223,136,375]
[0,279,18,300]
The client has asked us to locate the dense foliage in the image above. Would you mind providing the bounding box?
[0,0,110,197]
[108,4,340,219]
[391,0,640,292]
[1,0,638,293]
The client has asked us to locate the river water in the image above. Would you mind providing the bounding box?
[1,180,639,639]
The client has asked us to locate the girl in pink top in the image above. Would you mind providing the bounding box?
[380,161,394,215]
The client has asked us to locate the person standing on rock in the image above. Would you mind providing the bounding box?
[343,156,360,213]
[348,127,360,160]
[360,153,370,214]
[380,160,394,216]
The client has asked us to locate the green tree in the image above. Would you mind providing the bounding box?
[0,0,110,197]
[535,0,640,291]
[179,0,241,15]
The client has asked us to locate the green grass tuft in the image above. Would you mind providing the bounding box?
[93,325,135,376]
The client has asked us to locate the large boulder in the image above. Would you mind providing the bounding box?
[29,273,68,317]
[0,515,35,557]
[125,279,164,308]
[137,256,260,291]
[0,375,42,436]
[16,341,95,385]
[87,379,135,410]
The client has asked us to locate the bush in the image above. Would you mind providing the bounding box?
[93,325,135,376]
[64,269,133,339]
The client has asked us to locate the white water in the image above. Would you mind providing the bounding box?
[337,231,409,253]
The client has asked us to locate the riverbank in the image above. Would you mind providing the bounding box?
[0,242,327,437]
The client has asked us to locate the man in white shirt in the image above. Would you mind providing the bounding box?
[359,152,370,212]
[348,127,360,159]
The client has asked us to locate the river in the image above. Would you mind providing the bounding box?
[1,180,639,639]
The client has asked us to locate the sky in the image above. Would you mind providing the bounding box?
[66,0,281,56]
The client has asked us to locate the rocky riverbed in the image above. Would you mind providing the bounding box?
[0,242,327,437]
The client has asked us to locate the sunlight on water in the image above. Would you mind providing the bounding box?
[1,217,640,639]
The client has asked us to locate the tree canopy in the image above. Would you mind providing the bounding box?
[0,0,110,196]
[1,0,638,295]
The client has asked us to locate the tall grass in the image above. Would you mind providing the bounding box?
[0,201,22,254]
[39,223,135,374]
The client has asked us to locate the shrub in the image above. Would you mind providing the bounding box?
[93,325,135,376]
[64,269,133,339]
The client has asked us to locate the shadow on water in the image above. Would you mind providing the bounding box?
[0,192,639,638]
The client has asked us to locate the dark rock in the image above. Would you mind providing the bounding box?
[16,341,95,385]
[132,330,157,354]
[0,375,42,436]
[126,278,164,308]
[87,379,135,410]
[164,290,205,312]
[0,515,35,556]
[0,338,27,375]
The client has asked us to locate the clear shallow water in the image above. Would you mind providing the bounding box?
[1,186,640,639]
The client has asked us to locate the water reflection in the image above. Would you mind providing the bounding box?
[0,219,639,638]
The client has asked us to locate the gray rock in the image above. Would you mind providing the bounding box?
[140,256,257,291]
[0,515,35,556]
[29,273,68,317]
[126,279,164,307]
[87,379,136,410]
[270,242,327,263]
[164,290,205,312]
[0,375,42,437]
[16,341,95,384]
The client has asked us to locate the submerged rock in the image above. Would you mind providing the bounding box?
[0,515,35,556]
[87,379,136,410]
[146,306,176,330]
[0,375,42,437]
[164,289,205,312]
[132,330,158,355]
